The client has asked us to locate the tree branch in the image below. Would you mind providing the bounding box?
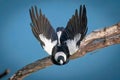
[0,69,10,79]
[9,22,120,80]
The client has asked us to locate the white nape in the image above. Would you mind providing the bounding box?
[66,33,81,55]
[57,31,62,45]
[55,52,67,62]
[39,34,57,55]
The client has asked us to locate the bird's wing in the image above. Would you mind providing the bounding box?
[29,6,57,55]
[60,5,87,55]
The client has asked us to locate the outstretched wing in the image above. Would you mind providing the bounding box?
[60,5,87,55]
[29,6,57,55]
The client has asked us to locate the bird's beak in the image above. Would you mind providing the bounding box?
[60,60,63,65]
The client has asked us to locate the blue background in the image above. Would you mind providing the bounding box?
[0,0,120,80]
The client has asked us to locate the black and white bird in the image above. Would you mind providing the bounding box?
[29,5,87,65]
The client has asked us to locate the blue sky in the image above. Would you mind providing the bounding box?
[0,0,120,80]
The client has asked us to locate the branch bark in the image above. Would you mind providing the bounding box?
[9,22,120,80]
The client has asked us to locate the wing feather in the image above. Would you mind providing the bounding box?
[60,5,88,55]
[29,6,57,55]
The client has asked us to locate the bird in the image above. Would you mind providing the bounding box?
[29,5,87,65]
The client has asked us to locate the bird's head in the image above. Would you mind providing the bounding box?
[51,51,69,65]
[51,41,70,65]
[51,45,70,65]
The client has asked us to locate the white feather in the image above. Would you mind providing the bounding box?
[39,34,57,55]
[66,33,81,55]
[60,60,63,64]
[57,31,62,45]
[55,52,67,61]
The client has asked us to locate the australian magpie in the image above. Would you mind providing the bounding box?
[29,5,87,65]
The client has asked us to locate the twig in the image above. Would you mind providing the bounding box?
[0,69,10,79]
[9,22,120,80]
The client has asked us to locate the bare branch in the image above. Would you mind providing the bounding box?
[0,69,10,79]
[9,22,120,80]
